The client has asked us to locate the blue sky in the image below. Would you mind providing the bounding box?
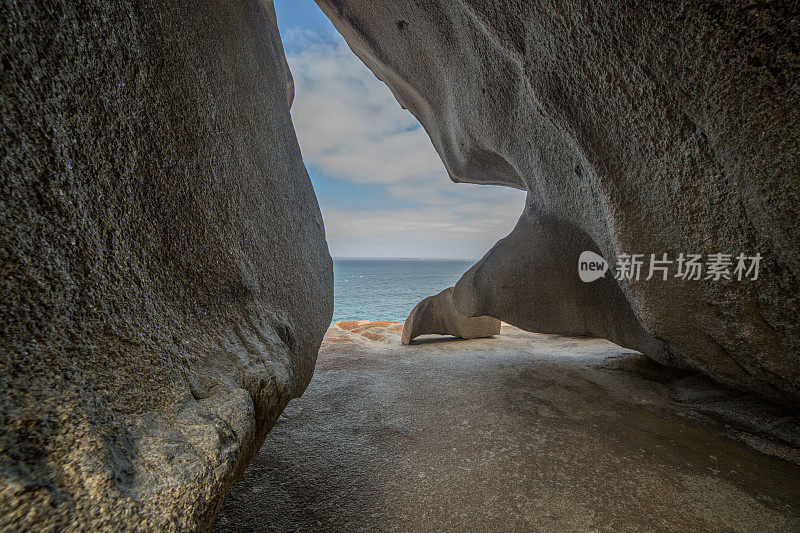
[274,0,525,259]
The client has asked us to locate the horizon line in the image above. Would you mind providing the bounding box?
[332,256,479,261]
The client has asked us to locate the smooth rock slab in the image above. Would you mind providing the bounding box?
[215,323,800,532]
[402,287,500,344]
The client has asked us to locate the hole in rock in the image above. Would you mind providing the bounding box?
[275,0,524,327]
[214,3,800,531]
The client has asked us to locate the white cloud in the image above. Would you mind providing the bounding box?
[320,197,524,259]
[284,30,526,258]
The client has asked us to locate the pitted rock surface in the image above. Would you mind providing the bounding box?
[0,1,331,529]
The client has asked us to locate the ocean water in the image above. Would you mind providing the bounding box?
[332,259,477,323]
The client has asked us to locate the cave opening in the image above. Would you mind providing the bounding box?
[274,0,525,327]
[215,2,800,530]
[3,0,799,529]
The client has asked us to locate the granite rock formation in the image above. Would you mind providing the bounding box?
[402,287,500,344]
[316,0,800,402]
[216,322,800,531]
[0,1,332,530]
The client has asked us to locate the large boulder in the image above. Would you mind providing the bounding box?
[316,1,800,401]
[402,287,500,344]
[0,1,332,530]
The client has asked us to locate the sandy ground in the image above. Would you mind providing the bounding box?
[214,322,800,532]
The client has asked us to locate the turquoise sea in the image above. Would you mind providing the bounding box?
[332,258,477,323]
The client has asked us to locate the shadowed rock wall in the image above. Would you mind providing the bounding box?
[316,0,799,401]
[1,0,332,529]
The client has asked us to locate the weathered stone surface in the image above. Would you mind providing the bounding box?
[215,322,800,531]
[316,1,800,401]
[401,287,500,344]
[335,320,405,343]
[0,1,331,530]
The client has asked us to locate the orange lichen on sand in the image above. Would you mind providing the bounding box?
[328,320,404,343]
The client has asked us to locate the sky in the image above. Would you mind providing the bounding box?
[274,0,526,259]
